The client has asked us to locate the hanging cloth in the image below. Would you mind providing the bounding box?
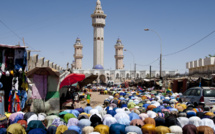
[32,74,47,99]
[21,72,28,91]
[8,89,21,113]
[20,90,27,110]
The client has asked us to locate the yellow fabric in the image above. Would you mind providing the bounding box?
[10,70,14,76]
[80,113,91,117]
[104,90,108,94]
[5,113,11,119]
[176,105,184,112]
[56,125,68,134]
[142,96,147,100]
[205,112,214,117]
[176,103,181,106]
[193,108,198,113]
[94,124,109,134]
[180,104,187,110]
[7,123,26,134]
[21,82,29,91]
[155,126,171,134]
[141,124,156,134]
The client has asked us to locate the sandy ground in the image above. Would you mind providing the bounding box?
[79,92,110,108]
[64,92,110,109]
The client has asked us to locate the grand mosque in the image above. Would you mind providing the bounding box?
[72,0,177,83]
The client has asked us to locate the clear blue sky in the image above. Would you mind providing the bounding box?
[1,0,215,73]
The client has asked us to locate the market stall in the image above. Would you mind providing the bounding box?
[0,44,27,114]
[26,67,60,114]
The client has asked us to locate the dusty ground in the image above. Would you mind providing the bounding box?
[79,92,110,108]
[64,92,110,109]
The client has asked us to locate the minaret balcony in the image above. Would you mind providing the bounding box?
[115,55,124,59]
[115,45,124,49]
[74,54,83,58]
[92,19,105,24]
[74,45,83,48]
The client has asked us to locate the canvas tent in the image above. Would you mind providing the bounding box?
[26,67,60,114]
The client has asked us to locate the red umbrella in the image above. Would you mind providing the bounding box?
[60,73,85,89]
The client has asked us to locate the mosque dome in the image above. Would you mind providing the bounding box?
[93,64,104,69]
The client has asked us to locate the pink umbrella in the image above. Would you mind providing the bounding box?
[60,73,85,89]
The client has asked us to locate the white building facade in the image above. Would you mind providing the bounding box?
[91,0,106,69]
[115,38,124,70]
[186,57,215,74]
[72,0,177,83]
[73,38,83,69]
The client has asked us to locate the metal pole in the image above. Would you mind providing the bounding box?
[160,53,162,79]
[144,29,162,79]
[134,63,136,79]
[150,65,151,79]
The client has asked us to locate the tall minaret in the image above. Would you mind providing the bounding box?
[91,0,106,69]
[115,38,124,70]
[73,37,83,69]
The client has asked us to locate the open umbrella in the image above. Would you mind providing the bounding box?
[78,74,98,88]
[60,73,85,89]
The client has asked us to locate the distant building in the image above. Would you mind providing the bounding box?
[115,38,124,70]
[186,57,215,75]
[72,0,177,83]
[73,38,83,69]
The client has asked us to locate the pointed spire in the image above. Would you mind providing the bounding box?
[94,0,104,14]
[76,37,81,43]
[97,0,101,5]
[116,38,122,45]
[75,37,82,46]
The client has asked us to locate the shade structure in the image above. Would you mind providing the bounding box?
[60,73,85,89]
[26,67,60,78]
[78,74,98,88]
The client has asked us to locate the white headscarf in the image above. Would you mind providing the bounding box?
[199,118,215,130]
[38,113,46,121]
[89,109,99,115]
[152,102,160,107]
[89,132,100,134]
[109,96,114,100]
[103,116,117,127]
[177,117,189,128]
[169,125,183,134]
[188,116,202,127]
[27,114,38,124]
[139,113,149,121]
[134,99,139,105]
[147,110,157,118]
[114,112,129,121]
[103,114,112,120]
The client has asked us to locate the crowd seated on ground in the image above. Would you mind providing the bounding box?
[1,88,215,134]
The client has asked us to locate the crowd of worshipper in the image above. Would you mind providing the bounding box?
[1,90,215,134]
